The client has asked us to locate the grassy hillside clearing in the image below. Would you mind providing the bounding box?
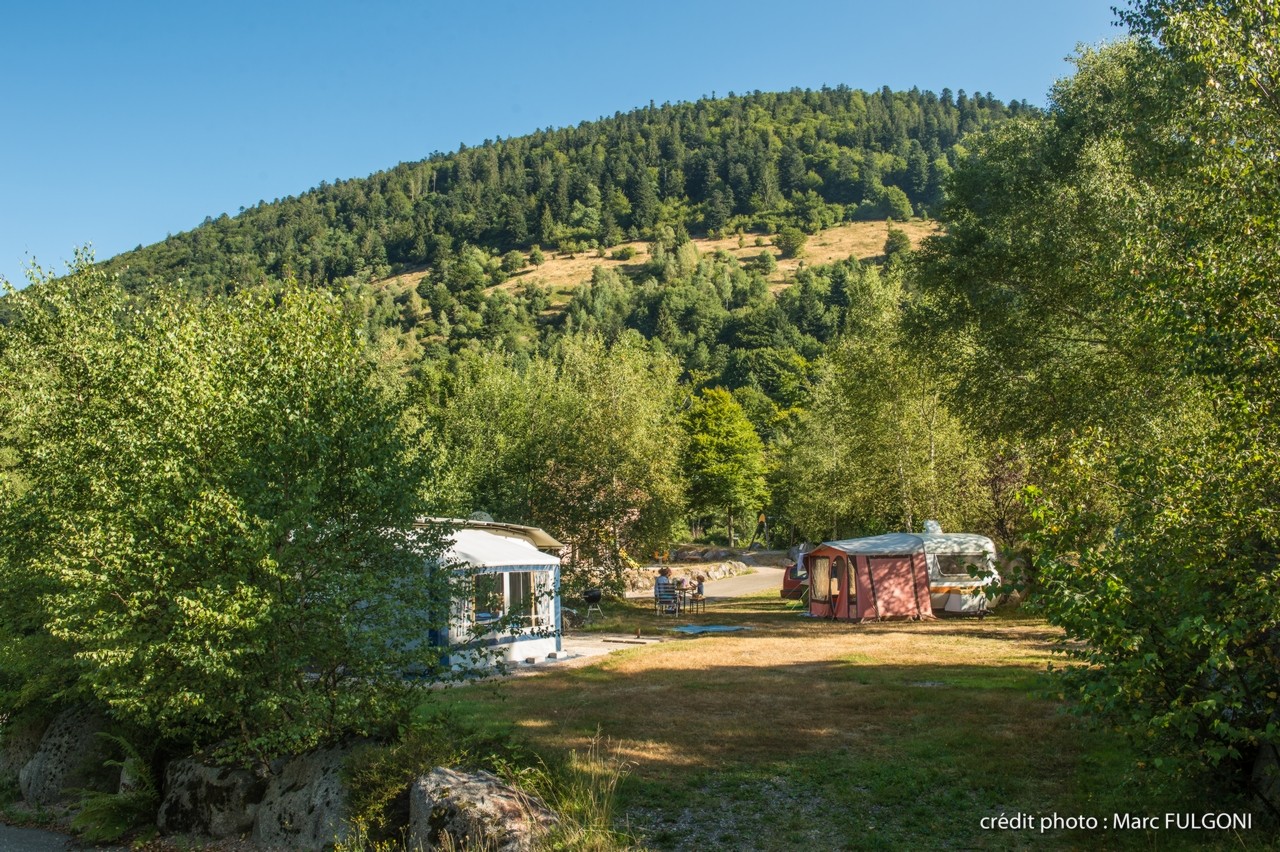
[432,593,1269,851]
[373,220,938,308]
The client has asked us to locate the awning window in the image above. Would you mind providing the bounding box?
[810,557,831,602]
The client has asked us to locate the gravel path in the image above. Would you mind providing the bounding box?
[625,561,787,601]
[701,565,784,598]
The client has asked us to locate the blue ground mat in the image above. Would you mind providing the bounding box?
[671,625,751,634]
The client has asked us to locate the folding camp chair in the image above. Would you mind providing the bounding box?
[654,585,679,615]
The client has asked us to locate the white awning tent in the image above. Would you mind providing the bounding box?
[418,516,564,552]
[433,525,562,668]
[443,528,561,571]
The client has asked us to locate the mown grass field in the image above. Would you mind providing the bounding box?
[429,593,1273,851]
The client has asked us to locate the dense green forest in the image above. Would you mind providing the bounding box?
[2,0,1278,821]
[103,86,1027,294]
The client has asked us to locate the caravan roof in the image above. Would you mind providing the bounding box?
[444,528,560,570]
[823,532,995,558]
[417,517,564,551]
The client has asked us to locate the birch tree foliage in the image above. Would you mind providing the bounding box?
[681,387,768,543]
[775,262,987,542]
[779,330,986,542]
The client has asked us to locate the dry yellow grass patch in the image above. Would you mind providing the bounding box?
[442,610,1063,780]
[504,219,940,295]
[366,266,426,299]
[370,220,941,304]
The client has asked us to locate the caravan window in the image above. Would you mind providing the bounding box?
[508,571,543,626]
[473,573,504,621]
[810,557,831,602]
[935,554,987,579]
[473,571,543,626]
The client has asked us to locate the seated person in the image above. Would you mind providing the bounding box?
[654,567,677,611]
[692,574,706,600]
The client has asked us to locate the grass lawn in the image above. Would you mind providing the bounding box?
[428,593,1273,850]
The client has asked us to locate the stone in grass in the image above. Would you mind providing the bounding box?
[409,767,558,852]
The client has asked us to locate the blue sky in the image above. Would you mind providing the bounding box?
[0,1,1123,286]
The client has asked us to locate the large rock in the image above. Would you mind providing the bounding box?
[252,744,352,851]
[408,767,558,852]
[998,589,1024,607]
[0,718,47,796]
[18,707,111,805]
[157,757,267,838]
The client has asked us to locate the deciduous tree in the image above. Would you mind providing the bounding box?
[915,3,1280,806]
[773,227,807,259]
[427,333,686,593]
[681,388,768,544]
[0,259,446,762]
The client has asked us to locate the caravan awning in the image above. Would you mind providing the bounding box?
[444,528,560,570]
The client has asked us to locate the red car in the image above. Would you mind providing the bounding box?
[780,560,808,599]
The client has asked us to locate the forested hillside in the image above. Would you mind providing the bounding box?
[10,87,1031,576]
[104,86,1028,294]
[88,89,1027,550]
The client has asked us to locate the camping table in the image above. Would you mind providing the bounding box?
[673,587,691,611]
